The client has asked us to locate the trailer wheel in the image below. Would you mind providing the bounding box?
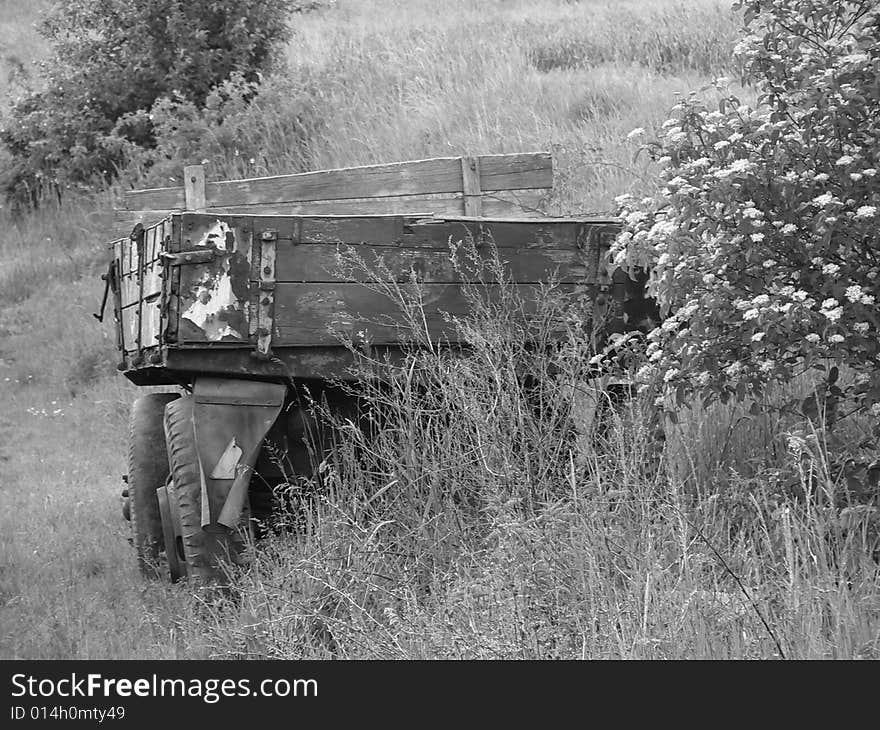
[128,392,180,578]
[164,395,251,585]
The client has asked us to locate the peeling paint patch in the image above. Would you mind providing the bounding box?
[196,220,234,250]
[182,257,247,341]
[210,438,242,479]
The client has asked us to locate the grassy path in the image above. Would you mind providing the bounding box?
[0,372,194,659]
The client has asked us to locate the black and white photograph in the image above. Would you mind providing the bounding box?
[0,0,878,694]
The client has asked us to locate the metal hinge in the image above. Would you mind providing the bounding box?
[254,229,277,359]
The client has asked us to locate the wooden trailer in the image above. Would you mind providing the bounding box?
[105,153,626,583]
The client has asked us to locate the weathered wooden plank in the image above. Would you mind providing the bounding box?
[176,213,406,246]
[118,235,130,277]
[122,305,139,353]
[115,209,174,223]
[208,158,461,206]
[122,295,162,352]
[123,153,552,211]
[140,297,161,349]
[193,214,590,248]
[402,219,586,249]
[161,344,408,382]
[115,189,549,223]
[461,156,482,216]
[274,244,587,283]
[146,224,159,263]
[479,152,554,191]
[120,273,138,310]
[113,240,124,289]
[141,258,163,299]
[481,189,549,217]
[184,164,206,211]
[271,282,575,346]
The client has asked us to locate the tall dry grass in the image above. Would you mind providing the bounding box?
[127,0,745,214]
[181,245,880,659]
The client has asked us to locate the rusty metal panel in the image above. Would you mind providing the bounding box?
[175,216,252,344]
[164,216,182,345]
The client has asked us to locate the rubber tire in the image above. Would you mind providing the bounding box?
[164,395,251,585]
[128,392,181,578]
[157,479,186,582]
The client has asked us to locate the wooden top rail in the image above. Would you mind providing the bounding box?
[115,152,554,234]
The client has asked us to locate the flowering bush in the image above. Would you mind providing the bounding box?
[611,0,880,411]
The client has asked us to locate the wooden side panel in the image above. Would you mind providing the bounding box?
[122,153,552,212]
[272,282,575,346]
[274,244,587,283]
[166,212,605,348]
[113,211,624,382]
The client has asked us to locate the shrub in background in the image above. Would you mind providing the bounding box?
[114,72,325,189]
[0,0,294,210]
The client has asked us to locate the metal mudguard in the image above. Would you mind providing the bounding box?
[192,377,287,530]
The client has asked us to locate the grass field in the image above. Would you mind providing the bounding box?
[1,0,878,659]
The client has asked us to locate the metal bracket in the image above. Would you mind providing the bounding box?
[255,229,277,359]
[161,249,217,265]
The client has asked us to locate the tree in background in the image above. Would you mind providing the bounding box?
[0,0,293,210]
[613,0,880,417]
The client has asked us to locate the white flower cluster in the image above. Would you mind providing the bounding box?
[608,0,880,403]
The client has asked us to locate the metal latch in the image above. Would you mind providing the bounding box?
[161,249,217,265]
[254,229,277,359]
[93,260,117,322]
